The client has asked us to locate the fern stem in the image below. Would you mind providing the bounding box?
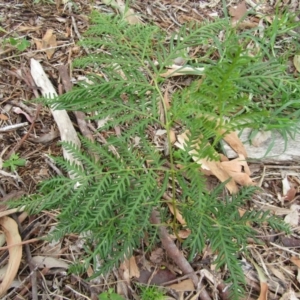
[152,78,179,236]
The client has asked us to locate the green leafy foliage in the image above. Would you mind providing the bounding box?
[3,153,26,171]
[4,37,31,52]
[14,11,297,299]
[139,285,166,300]
[99,289,125,300]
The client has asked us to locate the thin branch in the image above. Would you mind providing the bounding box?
[150,209,212,300]
[0,122,28,133]
[5,104,41,160]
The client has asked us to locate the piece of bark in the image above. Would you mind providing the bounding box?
[281,237,300,247]
[30,59,83,178]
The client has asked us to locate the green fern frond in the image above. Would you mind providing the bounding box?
[181,184,289,297]
[19,136,166,275]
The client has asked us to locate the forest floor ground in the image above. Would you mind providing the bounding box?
[0,0,300,299]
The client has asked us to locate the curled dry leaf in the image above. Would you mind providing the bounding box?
[167,202,192,239]
[176,130,254,192]
[252,260,268,300]
[12,107,34,123]
[258,282,268,300]
[282,176,297,201]
[222,130,247,157]
[167,279,194,292]
[167,202,186,225]
[0,216,22,297]
[284,187,297,202]
[128,255,140,278]
[42,29,57,59]
[229,1,247,22]
[166,201,208,237]
[175,130,239,193]
[119,255,140,280]
[220,154,255,187]
[119,260,130,283]
[202,158,239,193]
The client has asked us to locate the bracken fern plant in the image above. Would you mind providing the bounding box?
[16,10,299,299]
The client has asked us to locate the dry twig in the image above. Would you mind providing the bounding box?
[150,209,212,300]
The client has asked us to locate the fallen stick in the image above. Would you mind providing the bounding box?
[5,105,41,159]
[150,209,212,300]
[0,122,28,133]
